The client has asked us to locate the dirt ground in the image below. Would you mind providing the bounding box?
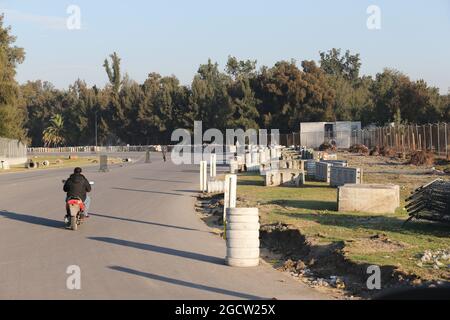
[195,151,450,299]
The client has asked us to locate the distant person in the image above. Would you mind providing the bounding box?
[63,167,92,221]
[162,145,168,162]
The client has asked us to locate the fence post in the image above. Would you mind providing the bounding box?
[445,123,448,159]
[437,123,440,156]
[429,123,433,152]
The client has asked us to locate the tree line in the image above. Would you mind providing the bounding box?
[1,15,449,147]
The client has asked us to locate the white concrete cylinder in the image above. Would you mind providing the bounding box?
[226,208,260,267]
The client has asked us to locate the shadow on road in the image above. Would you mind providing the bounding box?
[89,213,202,232]
[89,237,224,265]
[0,210,63,229]
[112,187,183,196]
[109,265,263,299]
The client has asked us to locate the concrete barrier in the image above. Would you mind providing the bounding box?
[322,160,348,167]
[99,155,109,172]
[330,166,363,187]
[210,154,217,178]
[223,175,237,222]
[315,162,332,183]
[264,169,304,187]
[305,160,317,178]
[199,161,207,192]
[207,180,225,194]
[338,184,400,214]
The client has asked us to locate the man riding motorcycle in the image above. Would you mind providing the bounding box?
[63,167,92,224]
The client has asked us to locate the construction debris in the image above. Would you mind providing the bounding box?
[405,179,450,223]
[416,249,450,270]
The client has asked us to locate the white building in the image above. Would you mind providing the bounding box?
[299,121,361,149]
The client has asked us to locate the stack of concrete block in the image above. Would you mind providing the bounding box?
[330,166,363,187]
[338,184,400,214]
[321,153,338,161]
[207,180,226,194]
[315,162,332,183]
[264,169,305,187]
[305,160,317,179]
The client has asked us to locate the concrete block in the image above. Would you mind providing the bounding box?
[316,162,332,183]
[99,155,109,172]
[264,169,304,187]
[330,167,363,187]
[305,160,317,178]
[207,180,225,194]
[338,184,400,214]
[322,160,348,167]
[0,160,10,170]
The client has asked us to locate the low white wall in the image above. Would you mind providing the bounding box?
[0,157,27,166]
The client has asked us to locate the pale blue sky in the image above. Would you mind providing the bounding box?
[1,0,449,93]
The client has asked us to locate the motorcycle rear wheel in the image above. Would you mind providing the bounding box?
[71,216,78,231]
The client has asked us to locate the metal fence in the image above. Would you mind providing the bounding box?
[0,137,27,159]
[280,122,449,157]
[353,123,449,157]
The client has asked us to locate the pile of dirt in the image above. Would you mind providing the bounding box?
[195,194,225,226]
[380,146,397,157]
[349,144,369,155]
[409,151,435,166]
[319,142,336,152]
[369,146,380,156]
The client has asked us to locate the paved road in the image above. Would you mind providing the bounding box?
[0,153,327,299]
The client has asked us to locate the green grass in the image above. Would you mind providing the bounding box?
[237,173,450,281]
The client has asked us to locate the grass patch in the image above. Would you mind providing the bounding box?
[237,172,450,282]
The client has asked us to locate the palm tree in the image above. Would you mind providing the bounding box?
[42,114,66,147]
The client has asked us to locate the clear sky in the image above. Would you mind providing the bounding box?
[1,0,449,93]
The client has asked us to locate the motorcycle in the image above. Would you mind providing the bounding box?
[62,180,94,230]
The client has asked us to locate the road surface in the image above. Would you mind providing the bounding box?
[0,153,327,299]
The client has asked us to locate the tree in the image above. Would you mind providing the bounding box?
[191,59,232,131]
[253,60,335,132]
[0,14,26,140]
[42,114,66,147]
[225,56,259,129]
[103,52,122,94]
[319,48,361,82]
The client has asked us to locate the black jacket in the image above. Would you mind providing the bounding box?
[63,173,91,201]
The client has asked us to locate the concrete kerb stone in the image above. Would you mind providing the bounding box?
[338,184,400,214]
[264,169,305,187]
[330,166,363,187]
